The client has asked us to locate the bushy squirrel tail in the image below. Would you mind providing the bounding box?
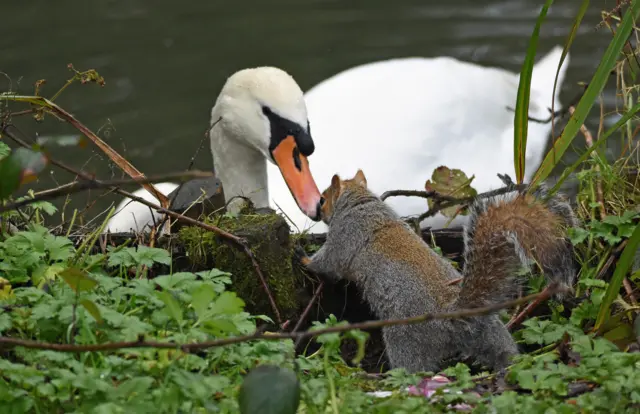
[455,183,579,309]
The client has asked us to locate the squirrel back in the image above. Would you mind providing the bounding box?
[302,170,576,373]
[458,184,578,309]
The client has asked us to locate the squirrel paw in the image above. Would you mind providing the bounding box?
[293,245,311,267]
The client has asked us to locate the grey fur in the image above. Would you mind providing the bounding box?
[305,181,578,374]
[306,186,518,373]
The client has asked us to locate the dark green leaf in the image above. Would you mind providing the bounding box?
[595,221,640,330]
[209,291,245,315]
[0,312,12,332]
[238,365,300,414]
[0,141,10,159]
[513,0,554,184]
[0,150,22,199]
[80,299,103,323]
[191,284,216,320]
[131,246,171,267]
[156,291,183,324]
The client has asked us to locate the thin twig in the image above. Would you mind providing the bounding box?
[0,171,213,214]
[293,281,325,349]
[506,284,557,329]
[622,278,638,306]
[383,183,527,223]
[0,285,564,353]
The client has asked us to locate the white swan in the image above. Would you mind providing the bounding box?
[106,47,569,234]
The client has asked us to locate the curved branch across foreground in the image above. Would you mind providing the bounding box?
[0,285,563,354]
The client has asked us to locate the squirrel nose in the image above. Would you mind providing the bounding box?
[313,197,325,221]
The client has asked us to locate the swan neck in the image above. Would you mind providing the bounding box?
[210,132,269,214]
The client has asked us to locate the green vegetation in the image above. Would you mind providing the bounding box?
[1,2,640,413]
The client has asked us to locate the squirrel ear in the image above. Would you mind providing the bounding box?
[331,174,341,190]
[354,169,367,187]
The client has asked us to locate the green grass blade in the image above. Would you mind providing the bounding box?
[550,0,589,117]
[514,0,554,184]
[548,102,640,195]
[594,221,640,331]
[531,1,640,187]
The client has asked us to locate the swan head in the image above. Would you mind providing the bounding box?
[211,66,323,221]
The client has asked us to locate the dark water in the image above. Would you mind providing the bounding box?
[0,0,622,217]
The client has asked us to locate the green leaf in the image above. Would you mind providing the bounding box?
[567,227,589,245]
[132,246,171,267]
[0,312,12,333]
[424,166,477,217]
[156,291,183,324]
[0,141,10,159]
[80,299,103,323]
[513,0,554,184]
[58,267,98,292]
[210,291,245,315]
[344,329,369,365]
[532,2,640,187]
[113,376,155,399]
[0,150,22,199]
[203,318,239,334]
[595,221,640,330]
[191,284,216,320]
[238,365,300,414]
[154,272,197,290]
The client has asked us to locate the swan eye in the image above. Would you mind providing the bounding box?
[292,146,302,171]
[261,106,272,116]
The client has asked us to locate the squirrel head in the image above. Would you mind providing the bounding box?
[319,169,368,224]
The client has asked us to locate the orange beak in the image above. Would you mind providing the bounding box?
[271,135,322,221]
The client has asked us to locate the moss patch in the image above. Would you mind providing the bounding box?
[178,209,301,322]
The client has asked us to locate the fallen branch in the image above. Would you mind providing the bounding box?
[0,284,564,353]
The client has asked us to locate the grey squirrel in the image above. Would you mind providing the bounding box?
[297,169,578,373]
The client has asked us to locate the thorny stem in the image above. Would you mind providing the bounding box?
[0,285,564,353]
